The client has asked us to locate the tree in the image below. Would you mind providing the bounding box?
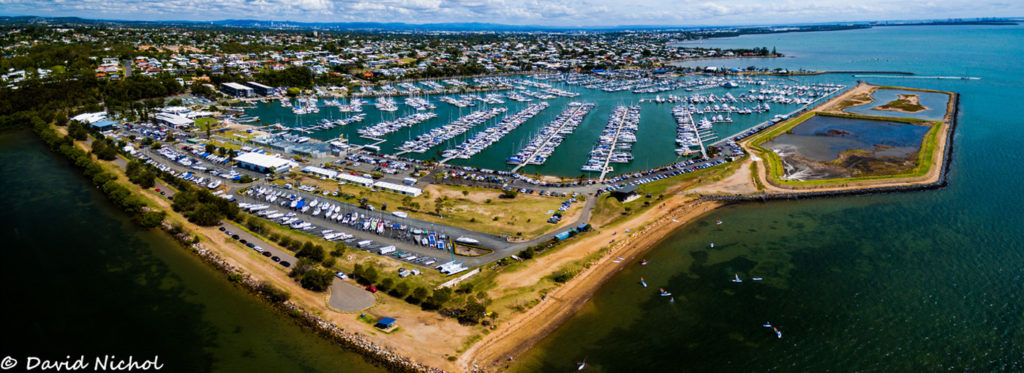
[331,243,347,257]
[297,242,326,262]
[379,277,394,292]
[392,282,410,298]
[238,174,254,183]
[139,210,165,228]
[189,203,223,226]
[361,265,378,283]
[91,139,117,160]
[205,143,216,153]
[459,300,487,324]
[409,287,429,304]
[301,269,334,292]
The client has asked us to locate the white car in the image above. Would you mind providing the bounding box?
[335,272,348,280]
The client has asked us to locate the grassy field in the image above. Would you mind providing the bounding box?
[748,112,944,187]
[878,95,927,112]
[276,173,582,239]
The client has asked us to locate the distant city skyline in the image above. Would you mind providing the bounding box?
[1,0,1022,27]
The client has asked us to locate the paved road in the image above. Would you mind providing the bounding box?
[329,280,376,312]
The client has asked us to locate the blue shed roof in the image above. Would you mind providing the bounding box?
[376,317,396,328]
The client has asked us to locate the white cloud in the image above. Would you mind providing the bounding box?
[0,0,1021,26]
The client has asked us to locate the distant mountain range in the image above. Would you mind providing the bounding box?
[0,15,1019,32]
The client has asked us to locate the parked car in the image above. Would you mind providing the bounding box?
[365,286,378,293]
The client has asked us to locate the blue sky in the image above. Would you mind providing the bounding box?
[1,0,1021,26]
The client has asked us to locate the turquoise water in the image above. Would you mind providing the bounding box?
[845,89,949,120]
[0,130,386,373]
[245,78,825,178]
[513,24,1024,372]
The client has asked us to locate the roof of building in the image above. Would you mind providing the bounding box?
[337,173,375,185]
[222,82,253,90]
[91,120,117,128]
[301,166,338,179]
[71,112,107,124]
[375,317,396,328]
[155,112,194,127]
[234,152,295,170]
[247,81,273,89]
[373,180,423,195]
[612,185,639,194]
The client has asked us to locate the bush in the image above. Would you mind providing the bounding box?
[259,282,290,303]
[301,269,334,292]
[408,287,429,304]
[238,174,254,183]
[139,210,165,228]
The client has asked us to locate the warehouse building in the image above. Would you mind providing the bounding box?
[246,81,274,96]
[221,82,254,97]
[234,152,295,173]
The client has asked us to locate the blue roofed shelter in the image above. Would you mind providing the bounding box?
[375,317,396,329]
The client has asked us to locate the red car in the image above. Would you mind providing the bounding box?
[365,286,378,293]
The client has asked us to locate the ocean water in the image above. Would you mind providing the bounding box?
[511,24,1024,372]
[0,130,386,373]
[844,89,948,121]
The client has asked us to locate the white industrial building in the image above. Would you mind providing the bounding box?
[372,180,422,197]
[336,173,375,187]
[301,166,338,179]
[235,152,295,173]
[155,112,194,128]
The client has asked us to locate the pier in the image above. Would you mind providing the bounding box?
[510,103,593,173]
[710,86,845,148]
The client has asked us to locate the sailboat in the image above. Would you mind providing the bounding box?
[659,288,672,297]
[773,327,783,339]
[577,358,587,371]
[716,219,723,225]
[732,274,743,283]
[640,277,647,287]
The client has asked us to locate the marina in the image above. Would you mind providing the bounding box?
[441,102,549,161]
[396,107,507,154]
[509,102,595,169]
[580,105,641,180]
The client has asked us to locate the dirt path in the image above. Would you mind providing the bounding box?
[690,157,758,195]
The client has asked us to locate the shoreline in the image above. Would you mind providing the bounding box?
[459,197,724,371]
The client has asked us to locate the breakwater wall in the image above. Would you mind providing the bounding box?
[704,92,960,203]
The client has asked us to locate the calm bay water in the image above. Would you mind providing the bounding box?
[512,25,1024,372]
[0,130,385,372]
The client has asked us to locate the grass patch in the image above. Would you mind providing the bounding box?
[876,94,926,112]
[276,174,581,238]
[749,162,765,192]
[590,159,743,227]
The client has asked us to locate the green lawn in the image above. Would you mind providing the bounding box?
[278,174,582,238]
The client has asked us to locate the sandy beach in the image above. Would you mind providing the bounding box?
[460,195,723,371]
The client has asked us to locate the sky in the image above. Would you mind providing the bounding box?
[1,0,1021,27]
